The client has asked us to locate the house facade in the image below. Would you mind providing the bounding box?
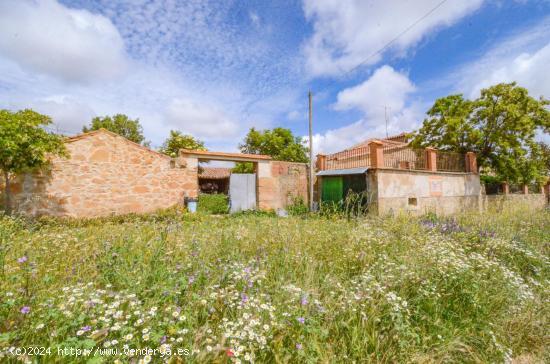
[315,134,547,215]
[315,135,482,215]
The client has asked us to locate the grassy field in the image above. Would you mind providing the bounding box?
[0,206,549,363]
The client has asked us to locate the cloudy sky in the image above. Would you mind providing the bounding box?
[0,0,549,154]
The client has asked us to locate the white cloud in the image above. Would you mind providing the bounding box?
[249,11,261,28]
[165,98,239,140]
[302,0,484,76]
[334,65,415,116]
[0,0,304,151]
[308,65,424,154]
[0,0,127,84]
[461,43,550,100]
[29,96,96,134]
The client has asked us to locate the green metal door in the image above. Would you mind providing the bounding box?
[321,176,343,203]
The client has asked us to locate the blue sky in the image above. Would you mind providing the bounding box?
[0,0,549,154]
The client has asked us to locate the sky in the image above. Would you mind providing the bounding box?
[0,0,549,155]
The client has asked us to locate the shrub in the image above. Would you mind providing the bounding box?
[287,196,309,216]
[197,193,229,214]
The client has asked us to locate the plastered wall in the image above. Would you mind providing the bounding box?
[370,169,482,215]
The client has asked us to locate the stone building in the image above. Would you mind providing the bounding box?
[3,129,308,217]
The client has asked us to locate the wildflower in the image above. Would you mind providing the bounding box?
[206,345,212,352]
[296,343,303,350]
[36,323,45,330]
[18,256,28,264]
[297,317,305,324]
[20,306,31,315]
[301,296,308,306]
[82,326,91,332]
[160,336,167,344]
[124,334,133,341]
[226,349,234,357]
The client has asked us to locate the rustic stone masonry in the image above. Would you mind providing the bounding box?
[8,129,197,217]
[4,129,309,217]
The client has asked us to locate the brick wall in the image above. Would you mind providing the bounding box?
[258,161,308,210]
[6,130,197,217]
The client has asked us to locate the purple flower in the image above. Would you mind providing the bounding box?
[188,275,195,284]
[20,306,31,314]
[297,317,305,324]
[160,335,167,344]
[82,326,91,332]
[296,343,303,350]
[17,256,28,264]
[300,296,308,306]
[241,293,248,303]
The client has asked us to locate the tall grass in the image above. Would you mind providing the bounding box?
[0,205,548,363]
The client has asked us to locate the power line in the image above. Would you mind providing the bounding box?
[306,0,450,152]
[339,0,450,79]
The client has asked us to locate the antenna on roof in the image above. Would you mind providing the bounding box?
[384,106,391,139]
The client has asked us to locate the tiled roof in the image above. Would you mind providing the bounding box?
[180,149,271,161]
[198,167,232,179]
[348,137,408,150]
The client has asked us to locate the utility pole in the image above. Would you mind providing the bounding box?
[308,91,314,211]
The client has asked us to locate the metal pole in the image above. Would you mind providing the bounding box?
[308,91,314,211]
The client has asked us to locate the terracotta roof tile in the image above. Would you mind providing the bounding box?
[198,167,231,179]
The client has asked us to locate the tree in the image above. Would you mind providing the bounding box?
[411,83,550,183]
[0,109,67,214]
[83,114,147,145]
[239,127,308,162]
[234,127,309,173]
[159,130,206,158]
[538,142,550,173]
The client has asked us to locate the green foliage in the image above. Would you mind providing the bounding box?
[318,191,371,219]
[83,114,148,145]
[480,174,502,185]
[286,196,309,216]
[159,130,206,158]
[411,83,550,183]
[239,127,308,163]
[197,193,229,214]
[0,109,67,214]
[537,141,550,174]
[1,207,548,362]
[232,162,255,173]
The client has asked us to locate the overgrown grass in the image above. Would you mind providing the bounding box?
[0,205,548,363]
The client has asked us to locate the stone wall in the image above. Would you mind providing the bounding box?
[370,168,481,215]
[6,130,197,217]
[482,193,547,211]
[258,161,308,210]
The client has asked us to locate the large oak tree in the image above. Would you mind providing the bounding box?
[411,83,550,184]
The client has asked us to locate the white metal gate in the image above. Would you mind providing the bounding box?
[229,173,256,212]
